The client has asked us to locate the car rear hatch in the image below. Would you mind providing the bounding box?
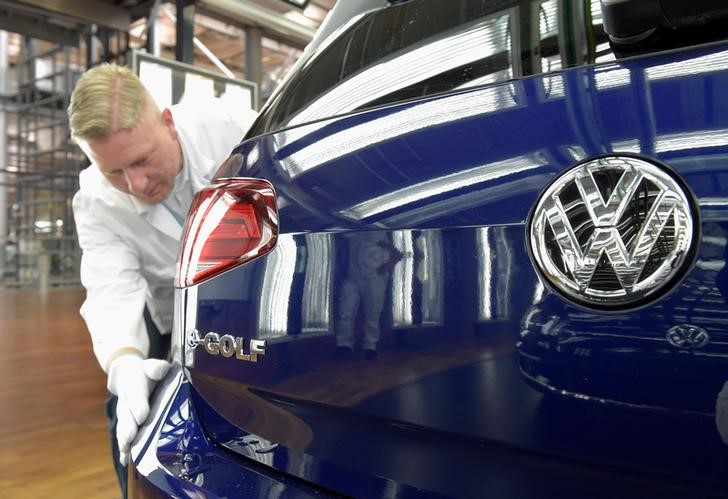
[174,1,728,496]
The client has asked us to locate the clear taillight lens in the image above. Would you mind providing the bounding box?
[176,178,278,287]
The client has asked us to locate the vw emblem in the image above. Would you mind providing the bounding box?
[666,324,709,349]
[529,156,697,309]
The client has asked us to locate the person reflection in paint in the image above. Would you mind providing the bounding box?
[335,232,403,360]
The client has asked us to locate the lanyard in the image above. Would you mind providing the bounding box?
[163,203,185,227]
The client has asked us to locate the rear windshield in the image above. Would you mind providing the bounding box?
[247,0,609,136]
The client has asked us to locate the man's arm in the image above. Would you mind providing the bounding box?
[73,192,150,372]
[74,191,172,465]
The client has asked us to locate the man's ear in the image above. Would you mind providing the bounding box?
[161,108,177,139]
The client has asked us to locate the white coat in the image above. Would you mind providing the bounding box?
[73,100,256,371]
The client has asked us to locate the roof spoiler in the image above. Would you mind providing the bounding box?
[601,0,728,46]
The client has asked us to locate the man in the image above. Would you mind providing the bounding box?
[335,232,403,359]
[68,63,256,495]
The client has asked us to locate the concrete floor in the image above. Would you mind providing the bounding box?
[0,288,119,498]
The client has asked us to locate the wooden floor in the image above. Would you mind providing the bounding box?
[0,288,119,498]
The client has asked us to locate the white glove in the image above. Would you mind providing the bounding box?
[107,354,172,466]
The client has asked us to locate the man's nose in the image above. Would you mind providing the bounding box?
[125,169,148,195]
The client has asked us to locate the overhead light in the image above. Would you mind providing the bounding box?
[281,0,309,9]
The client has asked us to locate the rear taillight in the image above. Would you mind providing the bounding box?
[176,178,278,287]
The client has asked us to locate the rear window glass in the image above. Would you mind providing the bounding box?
[249,0,610,136]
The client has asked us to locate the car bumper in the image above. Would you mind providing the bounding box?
[128,365,338,499]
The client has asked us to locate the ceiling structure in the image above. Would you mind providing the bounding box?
[1,0,336,97]
[0,0,335,41]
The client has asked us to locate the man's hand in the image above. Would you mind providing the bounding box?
[107,354,172,465]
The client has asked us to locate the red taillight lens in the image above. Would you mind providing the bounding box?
[176,178,278,287]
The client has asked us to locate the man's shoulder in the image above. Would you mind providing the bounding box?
[171,98,256,134]
[74,165,135,214]
[76,164,109,199]
[171,98,230,123]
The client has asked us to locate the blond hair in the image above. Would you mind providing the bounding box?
[68,63,160,141]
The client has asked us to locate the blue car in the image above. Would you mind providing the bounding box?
[130,0,728,497]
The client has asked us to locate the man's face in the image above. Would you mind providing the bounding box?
[82,107,183,205]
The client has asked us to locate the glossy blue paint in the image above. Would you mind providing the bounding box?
[129,368,349,498]
[132,19,728,499]
[227,48,728,236]
[183,41,728,495]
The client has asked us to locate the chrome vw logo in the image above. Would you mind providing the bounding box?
[529,156,696,309]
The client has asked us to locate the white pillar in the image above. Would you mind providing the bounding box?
[151,8,161,56]
[0,31,8,281]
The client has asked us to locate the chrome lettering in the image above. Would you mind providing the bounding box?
[235,338,251,361]
[219,335,237,358]
[250,339,266,363]
[186,329,266,363]
[203,332,220,355]
[186,329,202,349]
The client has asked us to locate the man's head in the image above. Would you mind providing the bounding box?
[69,64,183,205]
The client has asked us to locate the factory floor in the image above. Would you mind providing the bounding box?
[0,288,118,498]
